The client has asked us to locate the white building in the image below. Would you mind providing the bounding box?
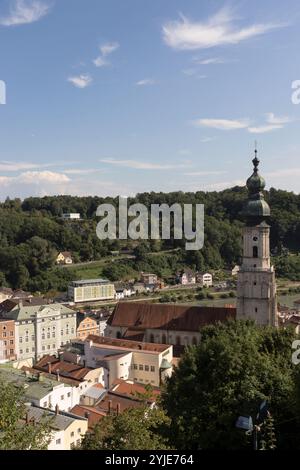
[84,335,173,388]
[62,213,81,220]
[197,273,213,287]
[68,279,115,304]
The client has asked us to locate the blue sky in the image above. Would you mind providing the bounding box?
[0,0,300,199]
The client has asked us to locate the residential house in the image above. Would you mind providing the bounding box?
[106,302,236,356]
[56,252,73,265]
[177,269,196,285]
[0,319,15,361]
[114,283,135,300]
[140,273,158,285]
[196,272,213,287]
[0,287,13,303]
[62,213,81,220]
[84,335,173,388]
[76,313,99,341]
[70,404,106,430]
[0,366,80,412]
[68,279,115,303]
[24,404,88,450]
[0,302,77,361]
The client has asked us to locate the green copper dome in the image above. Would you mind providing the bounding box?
[243,152,270,222]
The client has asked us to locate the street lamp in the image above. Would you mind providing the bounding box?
[236,400,268,450]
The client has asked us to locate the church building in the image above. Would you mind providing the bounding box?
[236,152,278,327]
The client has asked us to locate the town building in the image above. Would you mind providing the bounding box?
[177,269,196,285]
[237,153,278,327]
[106,302,236,356]
[0,287,13,303]
[196,272,213,287]
[0,302,77,361]
[0,366,80,412]
[24,404,88,450]
[84,335,173,388]
[76,313,99,340]
[68,279,115,304]
[62,213,81,220]
[56,251,73,265]
[114,283,135,300]
[0,319,15,361]
[140,273,158,285]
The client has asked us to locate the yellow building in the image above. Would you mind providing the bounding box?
[68,279,115,304]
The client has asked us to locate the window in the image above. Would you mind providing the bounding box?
[192,337,197,346]
[10,349,14,354]
[2,332,6,338]
[3,340,7,346]
[253,246,258,258]
[26,348,29,353]
[255,308,258,313]
[71,328,74,334]
[151,366,155,372]
[61,330,63,336]
[31,335,35,341]
[42,334,45,340]
[253,236,258,241]
[162,334,167,344]
[67,392,71,398]
[10,331,14,336]
[71,432,74,437]
[42,346,45,351]
[19,337,23,343]
[176,336,181,346]
[25,337,29,342]
[32,347,35,352]
[77,428,81,434]
[61,395,64,400]
[139,365,143,371]
[56,439,61,445]
[20,349,23,354]
[2,326,6,331]
[254,282,257,286]
[76,439,81,446]
[134,364,138,370]
[47,333,50,339]
[47,345,50,350]
[43,401,47,407]
[52,333,55,338]
[10,340,13,345]
[149,334,154,343]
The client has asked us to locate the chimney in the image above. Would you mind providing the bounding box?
[55,404,59,416]
[116,403,121,416]
[48,362,52,374]
[108,400,112,415]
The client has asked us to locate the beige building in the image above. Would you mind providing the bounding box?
[84,335,173,387]
[68,279,115,304]
[56,251,73,265]
[0,303,77,361]
[25,405,88,450]
[237,154,278,327]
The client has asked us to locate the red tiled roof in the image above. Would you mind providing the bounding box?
[108,302,236,332]
[71,405,106,428]
[111,380,160,402]
[97,392,145,414]
[86,334,170,353]
[34,355,94,381]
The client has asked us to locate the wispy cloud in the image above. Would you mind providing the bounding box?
[265,112,292,125]
[0,0,51,27]
[93,41,119,68]
[136,79,156,86]
[184,170,226,176]
[100,158,191,170]
[162,7,284,50]
[192,118,250,131]
[67,74,92,88]
[63,168,102,175]
[194,57,226,65]
[248,124,283,134]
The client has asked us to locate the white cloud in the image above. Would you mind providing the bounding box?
[67,74,92,89]
[162,7,284,50]
[200,137,215,143]
[136,79,156,86]
[100,158,191,170]
[195,57,226,65]
[93,56,109,68]
[184,171,226,176]
[63,168,102,175]
[0,0,51,27]
[192,118,250,130]
[100,42,119,57]
[265,112,292,125]
[248,124,283,134]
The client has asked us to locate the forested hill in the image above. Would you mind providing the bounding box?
[0,186,299,293]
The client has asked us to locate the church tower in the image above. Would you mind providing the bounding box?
[236,152,278,327]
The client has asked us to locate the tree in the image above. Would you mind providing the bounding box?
[0,382,52,450]
[161,320,297,450]
[80,406,171,450]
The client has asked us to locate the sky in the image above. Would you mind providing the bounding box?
[0,0,300,200]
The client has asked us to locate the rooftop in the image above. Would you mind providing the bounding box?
[71,279,112,287]
[108,302,236,332]
[86,334,171,353]
[34,355,95,381]
[25,405,87,431]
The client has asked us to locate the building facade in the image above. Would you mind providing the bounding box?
[0,303,77,361]
[76,314,99,340]
[56,252,73,265]
[0,319,15,361]
[237,153,278,327]
[68,279,115,303]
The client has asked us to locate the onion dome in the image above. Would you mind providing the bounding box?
[243,151,270,223]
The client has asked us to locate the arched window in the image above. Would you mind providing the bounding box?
[176,336,181,346]
[253,246,258,258]
[116,331,122,339]
[162,334,167,344]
